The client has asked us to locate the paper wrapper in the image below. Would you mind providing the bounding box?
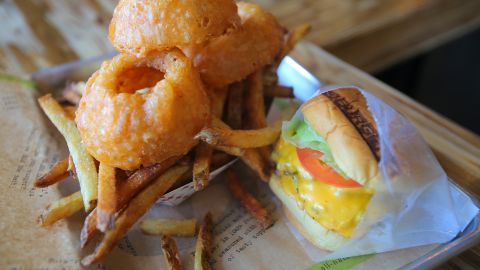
[0,80,478,270]
[283,85,479,261]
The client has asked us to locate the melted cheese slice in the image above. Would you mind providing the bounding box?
[272,138,374,237]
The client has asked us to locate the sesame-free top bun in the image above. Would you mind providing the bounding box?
[270,175,347,250]
[302,88,380,186]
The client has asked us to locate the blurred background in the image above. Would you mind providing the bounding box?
[377,28,480,134]
[1,0,478,133]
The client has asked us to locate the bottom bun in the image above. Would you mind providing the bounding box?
[269,175,348,251]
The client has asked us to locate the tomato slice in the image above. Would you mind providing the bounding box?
[296,147,362,188]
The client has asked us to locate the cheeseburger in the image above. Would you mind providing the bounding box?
[270,87,381,250]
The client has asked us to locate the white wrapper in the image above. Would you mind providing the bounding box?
[287,85,479,260]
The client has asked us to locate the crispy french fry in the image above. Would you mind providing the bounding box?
[211,115,230,129]
[116,156,179,207]
[193,86,228,191]
[278,24,311,62]
[194,213,214,270]
[68,154,79,180]
[225,169,269,225]
[63,106,76,120]
[213,145,245,157]
[96,163,118,232]
[81,164,190,266]
[81,158,179,247]
[38,95,98,212]
[264,85,294,98]
[67,154,75,171]
[226,82,244,129]
[245,69,273,163]
[34,158,69,188]
[211,87,228,118]
[241,149,272,182]
[210,118,245,156]
[263,65,278,89]
[210,117,272,180]
[193,143,214,191]
[39,191,83,226]
[171,153,232,190]
[140,219,197,237]
[245,69,266,129]
[161,235,184,270]
[80,208,97,248]
[196,121,281,148]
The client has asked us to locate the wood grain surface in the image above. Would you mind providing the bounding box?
[1,0,480,74]
[0,0,479,269]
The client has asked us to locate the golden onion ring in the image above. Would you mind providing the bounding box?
[188,2,284,88]
[75,49,210,170]
[109,0,240,56]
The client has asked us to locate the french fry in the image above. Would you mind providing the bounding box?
[264,85,294,98]
[278,24,311,63]
[116,156,180,206]
[96,163,118,232]
[81,158,179,247]
[81,164,190,266]
[245,69,266,129]
[210,117,272,180]
[193,143,214,191]
[140,219,197,237]
[196,121,282,148]
[161,236,184,270]
[193,87,228,191]
[225,169,269,225]
[80,208,97,248]
[207,117,245,156]
[240,149,272,182]
[63,106,76,120]
[245,69,273,163]
[226,82,244,129]
[194,213,214,270]
[39,191,83,226]
[67,154,75,171]
[38,95,98,212]
[211,115,230,129]
[34,158,69,188]
[213,145,245,157]
[211,87,228,118]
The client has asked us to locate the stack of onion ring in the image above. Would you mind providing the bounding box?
[187,2,284,88]
[109,0,241,56]
[77,0,284,171]
[76,49,210,170]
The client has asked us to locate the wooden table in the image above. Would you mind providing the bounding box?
[1,1,479,269]
[1,0,480,75]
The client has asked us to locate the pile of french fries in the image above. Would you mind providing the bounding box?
[34,25,310,268]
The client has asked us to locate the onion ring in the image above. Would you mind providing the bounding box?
[109,0,241,56]
[75,49,210,170]
[188,2,284,88]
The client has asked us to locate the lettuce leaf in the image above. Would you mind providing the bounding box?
[282,112,347,177]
